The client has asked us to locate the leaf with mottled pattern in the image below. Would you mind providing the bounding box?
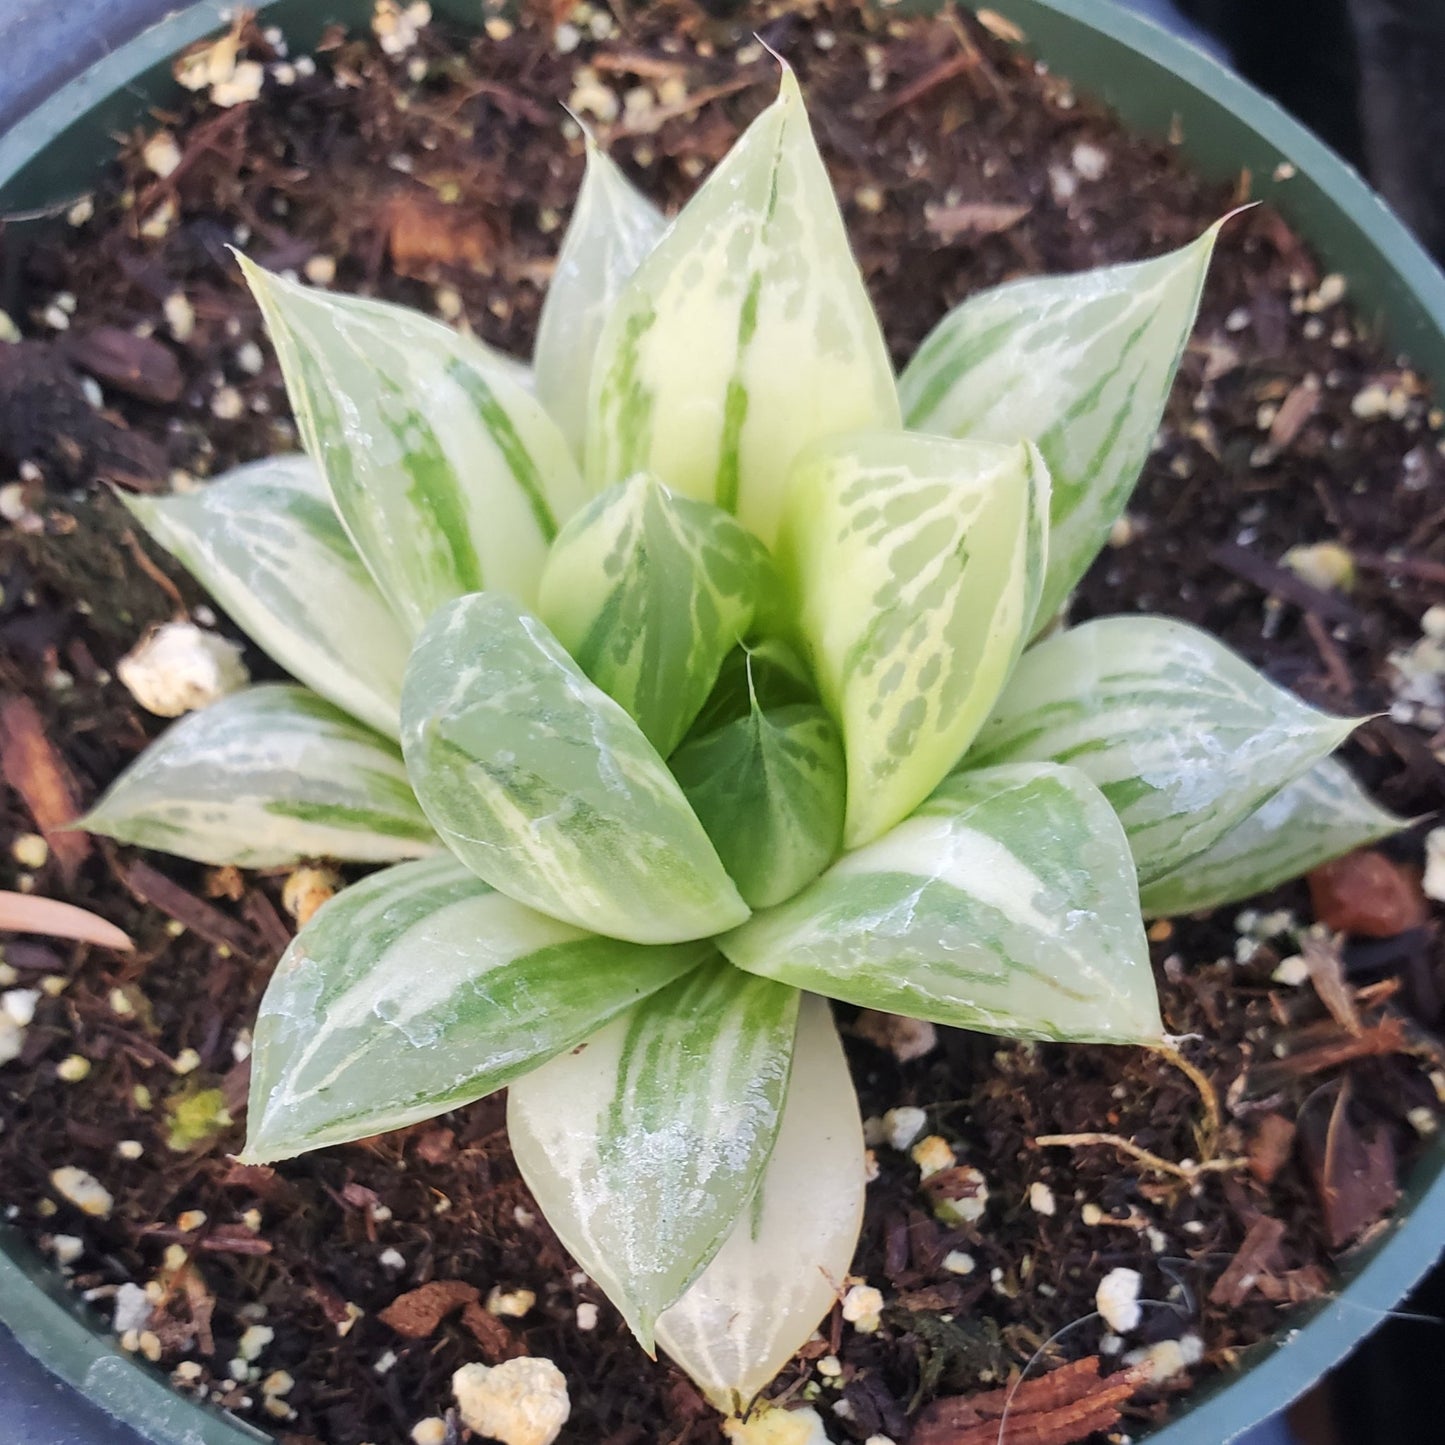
[537,473,775,757]
[778,430,1049,849]
[1140,758,1407,917]
[900,227,1218,626]
[670,700,845,909]
[124,455,409,738]
[653,993,864,1412]
[685,639,817,741]
[586,69,900,549]
[969,616,1361,884]
[244,855,706,1162]
[509,961,799,1349]
[83,685,435,867]
[719,763,1161,1045]
[400,592,749,944]
[238,256,586,633]
[535,141,666,458]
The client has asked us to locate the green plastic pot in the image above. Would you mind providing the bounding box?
[2,3,1443,1442]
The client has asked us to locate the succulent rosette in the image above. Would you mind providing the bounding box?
[85,71,1398,1411]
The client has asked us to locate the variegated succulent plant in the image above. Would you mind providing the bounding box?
[85,71,1402,1412]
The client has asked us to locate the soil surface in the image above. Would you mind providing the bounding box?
[2,4,1444,1444]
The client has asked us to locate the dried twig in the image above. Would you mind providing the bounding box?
[1033,1132,1244,1183]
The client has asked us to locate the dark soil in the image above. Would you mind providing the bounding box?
[2,4,1443,1444]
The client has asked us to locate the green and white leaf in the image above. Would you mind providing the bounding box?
[653,993,865,1413]
[535,140,666,458]
[245,855,706,1162]
[124,455,409,738]
[400,592,748,944]
[508,962,799,1349]
[537,473,775,757]
[586,69,900,550]
[970,615,1361,884]
[670,702,845,909]
[779,430,1048,849]
[1139,757,1407,917]
[719,763,1161,1045]
[238,256,586,634]
[83,684,435,867]
[900,226,1218,626]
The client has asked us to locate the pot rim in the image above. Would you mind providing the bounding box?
[2,3,1443,1444]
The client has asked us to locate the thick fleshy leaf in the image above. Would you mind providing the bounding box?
[778,431,1049,849]
[586,69,900,550]
[1139,758,1407,917]
[685,639,817,741]
[124,455,408,738]
[900,227,1218,626]
[719,763,1161,1045]
[83,685,435,867]
[535,141,666,458]
[244,856,705,1162]
[653,993,865,1412]
[508,962,799,1349]
[238,256,586,632]
[400,592,749,944]
[537,473,774,757]
[969,616,1361,885]
[670,702,845,909]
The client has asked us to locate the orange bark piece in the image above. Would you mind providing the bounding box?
[377,1280,478,1339]
[1308,850,1428,937]
[0,694,89,883]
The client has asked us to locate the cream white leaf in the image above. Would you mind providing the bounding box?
[586,69,900,549]
[245,855,706,1162]
[83,685,435,867]
[1139,757,1407,916]
[537,473,774,757]
[900,227,1218,626]
[778,430,1048,849]
[400,592,749,944]
[719,763,1162,1045]
[124,455,409,738]
[970,615,1361,884]
[535,141,666,459]
[238,256,586,633]
[653,993,865,1413]
[508,962,799,1349]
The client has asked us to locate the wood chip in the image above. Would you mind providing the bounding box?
[1247,1114,1297,1185]
[1208,542,1359,627]
[1268,376,1321,447]
[0,890,133,952]
[925,200,1031,241]
[1308,851,1428,938]
[1304,1077,1400,1249]
[62,328,183,404]
[912,1356,1147,1445]
[461,1299,529,1362]
[0,693,90,883]
[1302,931,1363,1034]
[122,860,255,956]
[378,1280,479,1339]
[1208,1215,1286,1307]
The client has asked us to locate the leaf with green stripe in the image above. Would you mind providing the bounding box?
[1139,757,1407,917]
[535,140,666,459]
[652,993,864,1413]
[508,961,799,1350]
[719,763,1161,1045]
[124,455,409,739]
[670,700,845,909]
[537,473,775,757]
[83,684,436,867]
[969,616,1362,885]
[585,69,900,550]
[243,855,706,1162]
[400,592,749,944]
[900,226,1218,627]
[238,256,586,633]
[778,431,1049,849]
